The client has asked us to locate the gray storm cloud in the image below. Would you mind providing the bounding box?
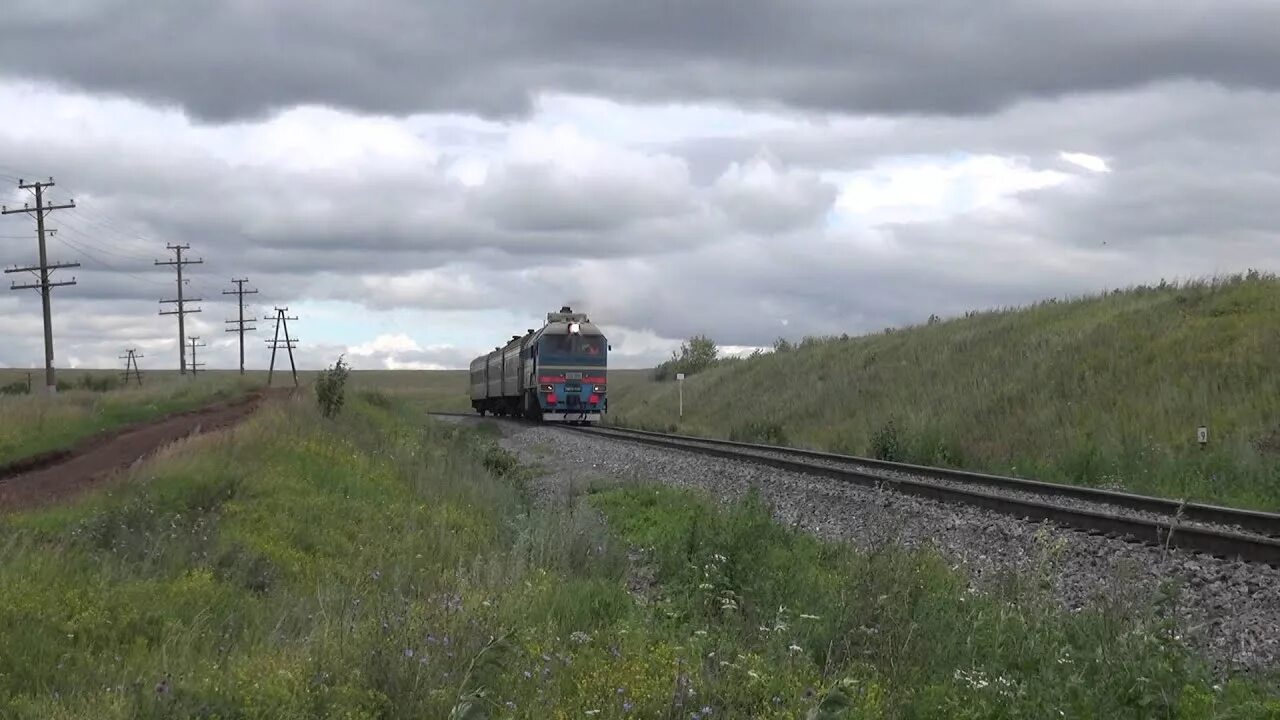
[2,3,1280,369]
[3,1,1280,121]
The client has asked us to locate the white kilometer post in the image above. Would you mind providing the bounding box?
[676,372,685,419]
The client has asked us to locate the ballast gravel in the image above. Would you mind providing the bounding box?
[597,431,1279,541]
[477,420,1280,673]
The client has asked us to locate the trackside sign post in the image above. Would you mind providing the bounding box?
[676,373,685,419]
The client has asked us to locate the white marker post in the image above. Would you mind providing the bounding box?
[1197,425,1208,450]
[676,372,685,419]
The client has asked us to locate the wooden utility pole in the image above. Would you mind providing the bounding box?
[2,178,78,395]
[120,348,143,386]
[223,278,257,374]
[187,336,206,376]
[265,307,298,386]
[156,244,202,373]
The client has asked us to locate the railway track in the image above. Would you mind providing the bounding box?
[430,412,1280,566]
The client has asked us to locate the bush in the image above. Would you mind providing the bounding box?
[315,355,350,419]
[870,419,902,462]
[0,381,28,396]
[76,373,119,392]
[654,334,719,381]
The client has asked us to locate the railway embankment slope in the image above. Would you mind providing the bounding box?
[607,272,1280,511]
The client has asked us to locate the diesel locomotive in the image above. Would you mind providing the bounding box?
[468,306,608,423]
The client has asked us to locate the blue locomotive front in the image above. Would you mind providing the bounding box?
[468,306,608,423]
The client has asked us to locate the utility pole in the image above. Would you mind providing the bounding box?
[2,178,78,395]
[120,348,143,386]
[265,307,299,387]
[156,244,202,373]
[187,336,206,376]
[223,278,257,374]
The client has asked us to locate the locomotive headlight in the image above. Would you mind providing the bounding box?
[540,384,554,392]
[592,384,606,393]
[568,322,581,334]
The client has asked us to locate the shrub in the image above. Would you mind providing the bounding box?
[870,419,902,461]
[0,381,27,396]
[76,373,119,392]
[315,355,351,419]
[654,334,720,381]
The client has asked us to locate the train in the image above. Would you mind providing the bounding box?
[468,306,608,423]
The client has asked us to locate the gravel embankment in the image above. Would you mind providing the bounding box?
[476,420,1280,672]
[591,430,1279,542]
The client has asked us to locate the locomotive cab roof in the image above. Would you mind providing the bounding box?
[541,305,603,336]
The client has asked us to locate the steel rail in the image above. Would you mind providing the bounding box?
[570,425,1280,567]
[585,425,1280,538]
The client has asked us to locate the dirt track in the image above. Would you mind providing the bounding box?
[0,389,288,513]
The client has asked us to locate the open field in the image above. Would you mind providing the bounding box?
[606,273,1280,512]
[0,375,262,469]
[0,370,472,470]
[0,388,1276,717]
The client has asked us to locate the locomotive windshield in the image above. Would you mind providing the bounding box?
[537,333,606,364]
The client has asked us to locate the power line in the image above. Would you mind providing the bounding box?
[1,177,78,395]
[156,244,203,374]
[265,307,298,387]
[187,336,206,376]
[53,215,157,264]
[223,278,258,375]
[51,233,169,288]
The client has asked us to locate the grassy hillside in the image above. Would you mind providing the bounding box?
[2,388,1276,717]
[607,272,1280,511]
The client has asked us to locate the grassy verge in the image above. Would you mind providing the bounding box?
[0,376,261,468]
[607,273,1280,512]
[0,391,1275,717]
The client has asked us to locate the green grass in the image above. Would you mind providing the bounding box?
[0,388,1276,717]
[607,272,1280,512]
[0,375,262,468]
[0,368,474,469]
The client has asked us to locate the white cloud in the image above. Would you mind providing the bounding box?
[831,154,1072,226]
[1059,151,1111,173]
[348,334,422,356]
[2,72,1280,371]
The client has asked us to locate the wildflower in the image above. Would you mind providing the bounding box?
[616,687,626,695]
[523,670,532,679]
[506,701,517,710]
[772,695,783,704]
[403,648,414,658]
[800,614,820,620]
[748,670,761,680]
[570,631,591,645]
[585,711,600,716]
[622,701,634,713]
[788,644,802,653]
[694,630,708,637]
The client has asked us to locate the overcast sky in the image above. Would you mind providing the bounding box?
[1,1,1277,371]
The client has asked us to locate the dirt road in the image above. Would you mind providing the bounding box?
[0,389,288,513]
